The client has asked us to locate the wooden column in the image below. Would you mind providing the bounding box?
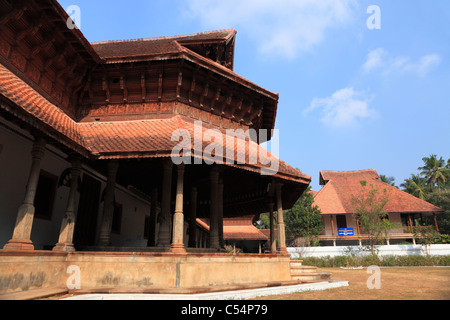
[170,164,186,253]
[97,160,119,246]
[331,215,335,236]
[3,136,46,251]
[218,178,224,248]
[188,187,198,248]
[209,166,220,249]
[276,183,287,254]
[157,159,173,248]
[268,202,277,253]
[408,214,414,233]
[433,213,439,232]
[147,188,158,246]
[53,157,82,252]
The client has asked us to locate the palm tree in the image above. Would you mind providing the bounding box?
[379,175,396,187]
[401,174,427,200]
[418,155,449,191]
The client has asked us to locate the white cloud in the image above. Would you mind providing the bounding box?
[363,48,441,76]
[363,47,387,71]
[183,0,357,60]
[303,87,377,128]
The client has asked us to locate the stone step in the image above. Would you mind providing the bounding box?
[290,266,318,274]
[291,272,332,282]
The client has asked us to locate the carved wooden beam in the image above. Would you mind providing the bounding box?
[199,72,211,108]
[221,90,233,116]
[215,45,225,64]
[230,95,243,120]
[120,73,127,103]
[210,79,224,112]
[158,69,163,101]
[0,2,29,29]
[239,100,253,123]
[102,73,110,103]
[140,71,146,102]
[189,65,200,104]
[176,60,184,99]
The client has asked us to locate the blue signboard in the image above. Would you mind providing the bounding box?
[338,228,354,236]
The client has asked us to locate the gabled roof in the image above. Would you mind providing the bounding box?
[319,169,379,185]
[91,29,236,60]
[314,169,444,215]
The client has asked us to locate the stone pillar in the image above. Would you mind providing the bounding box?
[157,159,173,248]
[188,187,198,248]
[3,136,46,251]
[147,188,158,246]
[268,201,277,253]
[170,164,186,254]
[218,178,224,248]
[53,157,82,252]
[209,167,220,249]
[97,160,119,246]
[276,183,287,254]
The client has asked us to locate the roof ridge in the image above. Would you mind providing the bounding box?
[90,29,236,46]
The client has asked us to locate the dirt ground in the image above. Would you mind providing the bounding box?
[254,267,450,300]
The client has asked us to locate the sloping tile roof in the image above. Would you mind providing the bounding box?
[320,169,379,185]
[77,115,310,184]
[314,169,444,215]
[196,218,268,241]
[91,29,236,60]
[0,64,89,156]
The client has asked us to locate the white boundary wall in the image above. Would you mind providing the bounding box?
[288,244,450,258]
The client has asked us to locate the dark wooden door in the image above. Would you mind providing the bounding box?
[73,174,101,248]
[336,214,347,229]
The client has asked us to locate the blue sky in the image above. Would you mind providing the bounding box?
[59,0,450,191]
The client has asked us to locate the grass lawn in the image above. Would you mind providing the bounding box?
[253,267,450,300]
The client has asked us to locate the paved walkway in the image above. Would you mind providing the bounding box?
[63,280,349,300]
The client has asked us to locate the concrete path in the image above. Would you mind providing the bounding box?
[63,280,349,300]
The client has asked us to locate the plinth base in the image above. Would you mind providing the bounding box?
[2,239,34,251]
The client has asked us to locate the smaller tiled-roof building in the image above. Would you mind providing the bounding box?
[196,216,268,253]
[313,169,443,246]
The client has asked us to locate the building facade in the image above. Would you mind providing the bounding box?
[313,170,443,246]
[0,0,311,294]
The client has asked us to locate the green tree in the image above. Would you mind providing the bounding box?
[400,174,428,200]
[401,155,450,236]
[418,154,449,191]
[284,186,323,246]
[379,174,396,187]
[351,181,398,255]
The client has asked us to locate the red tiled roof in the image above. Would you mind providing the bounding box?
[196,218,268,241]
[91,29,236,59]
[0,64,89,156]
[320,169,379,185]
[78,115,310,184]
[314,169,444,215]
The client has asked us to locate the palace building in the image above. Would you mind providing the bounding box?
[0,0,311,293]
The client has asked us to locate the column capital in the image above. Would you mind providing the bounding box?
[275,182,284,193]
[31,136,46,160]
